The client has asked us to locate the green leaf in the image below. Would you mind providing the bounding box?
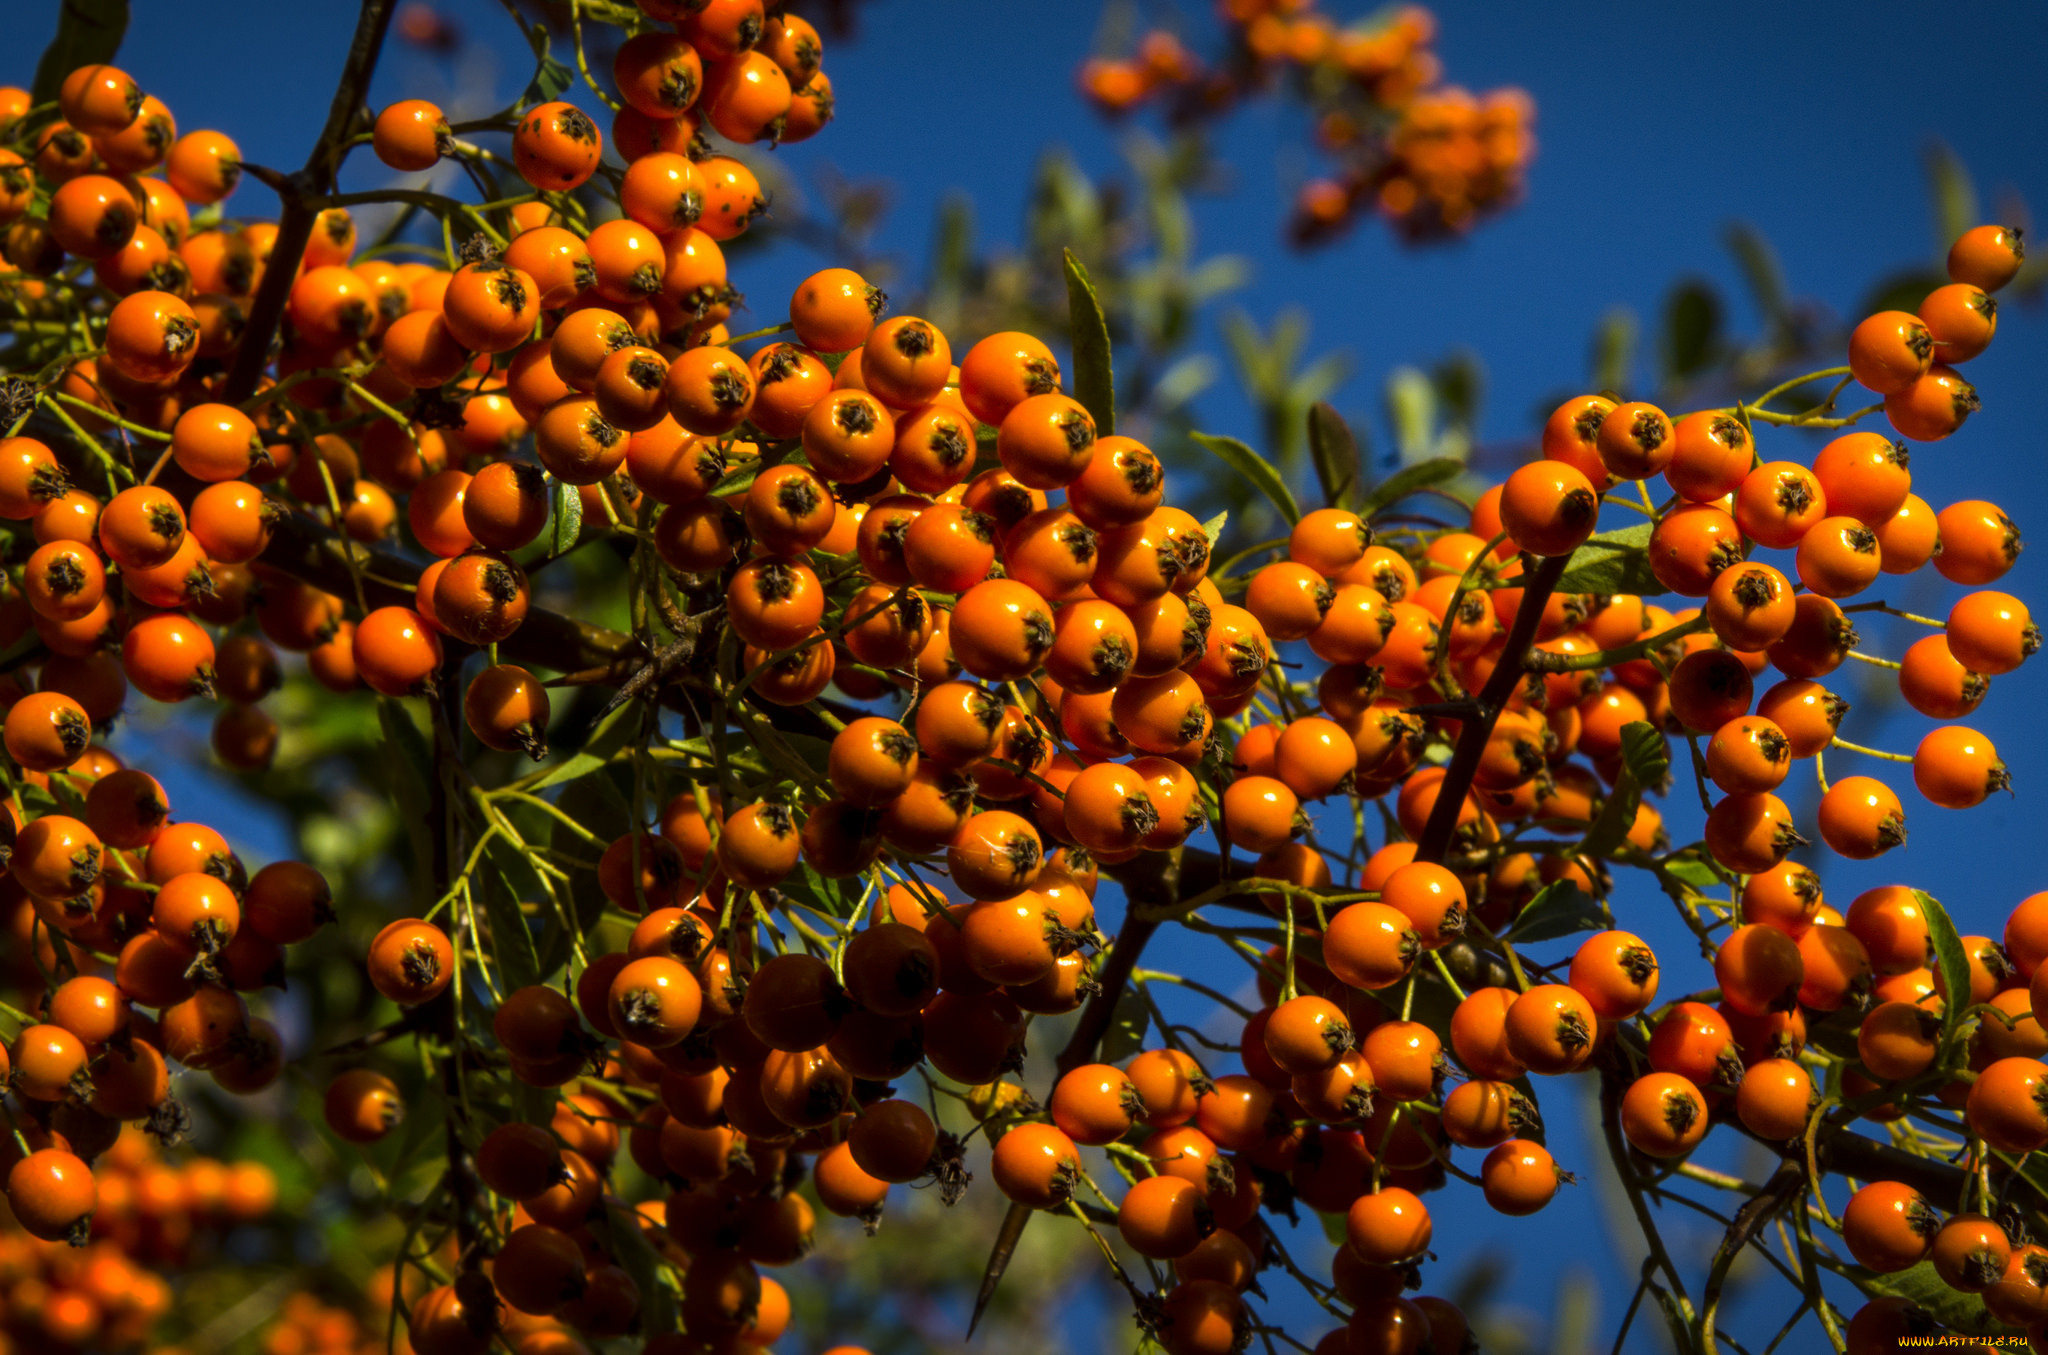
[1724,224,1789,332]
[1099,982,1150,1063]
[1307,402,1361,510]
[1319,1209,1348,1248]
[1200,510,1228,546]
[1579,777,1640,860]
[1834,1257,2007,1337]
[1554,522,1667,596]
[1383,366,1436,463]
[480,839,545,990]
[529,700,640,792]
[1922,142,1979,258]
[778,864,855,921]
[1192,432,1300,526]
[1361,457,1465,517]
[510,1074,555,1128]
[1507,880,1610,943]
[519,24,574,103]
[384,1082,449,1180]
[711,465,759,499]
[1661,853,1724,890]
[927,192,976,322]
[16,782,61,821]
[1579,734,1659,862]
[1916,890,1971,1037]
[1862,267,1949,320]
[1619,721,1670,789]
[1431,350,1485,433]
[1589,307,1637,394]
[1062,248,1115,437]
[377,699,437,899]
[1583,725,1670,861]
[599,1198,676,1337]
[548,476,583,559]
[1661,280,1722,383]
[31,0,130,104]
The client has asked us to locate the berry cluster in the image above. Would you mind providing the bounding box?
[1079,3,1534,244]
[0,4,2039,1353]
[1,756,329,1237]
[0,1124,276,1351]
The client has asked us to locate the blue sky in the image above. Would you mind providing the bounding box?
[26,0,2048,1349]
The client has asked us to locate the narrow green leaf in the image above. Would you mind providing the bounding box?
[928,193,976,311]
[377,698,435,817]
[377,699,438,907]
[32,0,130,104]
[1192,432,1300,525]
[1862,268,1949,320]
[1507,880,1610,943]
[1661,280,1722,382]
[519,25,574,103]
[1661,854,1724,890]
[711,465,759,499]
[1062,248,1115,437]
[968,1201,1032,1338]
[1554,522,1667,596]
[1922,142,1979,258]
[1361,457,1464,516]
[1619,721,1670,789]
[548,475,583,559]
[1590,307,1638,394]
[45,774,84,816]
[480,840,544,990]
[1916,890,1971,1037]
[1431,351,1485,433]
[599,1198,677,1336]
[1383,366,1436,463]
[510,1075,555,1128]
[17,782,61,821]
[1723,224,1789,330]
[529,700,640,791]
[384,1083,449,1177]
[532,56,573,102]
[1099,983,1150,1063]
[778,865,854,920]
[1200,510,1228,547]
[1307,402,1361,509]
[1578,772,1642,860]
[1834,1257,2004,1336]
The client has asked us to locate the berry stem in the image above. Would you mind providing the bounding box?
[1737,365,1852,414]
[1839,601,1944,628]
[1828,737,1912,764]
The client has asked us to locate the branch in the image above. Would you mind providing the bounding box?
[1521,614,1709,674]
[1754,1117,1974,1203]
[429,696,482,1273]
[1701,1159,1805,1354]
[1415,552,1571,864]
[1597,1066,1698,1333]
[966,848,1181,1336]
[223,0,399,403]
[262,510,638,675]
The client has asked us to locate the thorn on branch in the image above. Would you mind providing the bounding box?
[237,161,292,193]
